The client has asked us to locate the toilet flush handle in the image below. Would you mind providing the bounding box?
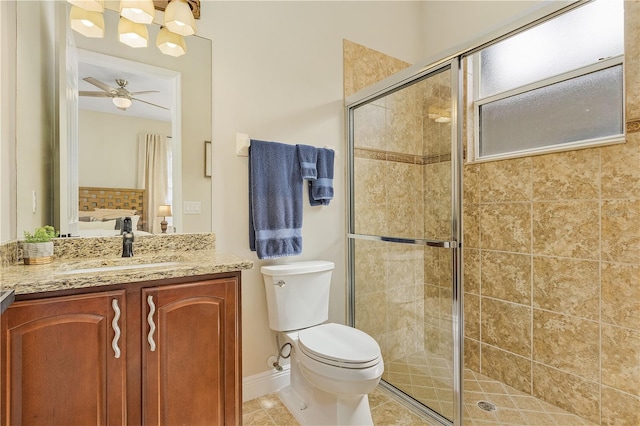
[274,279,286,287]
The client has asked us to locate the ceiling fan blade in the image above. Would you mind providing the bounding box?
[129,90,160,96]
[132,97,169,110]
[79,91,112,98]
[83,77,116,93]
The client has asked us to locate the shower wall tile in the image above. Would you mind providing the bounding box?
[480,203,531,253]
[353,240,387,295]
[464,293,480,340]
[601,200,640,263]
[342,39,410,98]
[424,284,441,328]
[532,310,599,381]
[480,158,531,202]
[387,162,422,205]
[387,109,423,155]
[601,386,640,426]
[354,158,386,205]
[532,256,599,320]
[481,344,531,394]
[481,251,531,305]
[601,324,640,397]
[481,298,531,357]
[353,104,386,150]
[532,363,600,425]
[354,204,386,236]
[600,133,640,199]
[386,204,421,238]
[532,148,600,201]
[463,204,480,249]
[463,248,480,295]
[464,163,480,204]
[601,262,640,330]
[464,338,480,373]
[532,201,599,259]
[355,291,387,338]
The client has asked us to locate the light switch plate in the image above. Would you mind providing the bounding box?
[183,201,201,214]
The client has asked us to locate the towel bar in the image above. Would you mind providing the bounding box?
[236,133,336,157]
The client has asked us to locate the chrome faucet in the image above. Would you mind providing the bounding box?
[121,217,134,257]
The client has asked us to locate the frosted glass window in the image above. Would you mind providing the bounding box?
[480,65,623,157]
[480,0,623,97]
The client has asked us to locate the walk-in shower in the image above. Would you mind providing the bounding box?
[345,2,630,425]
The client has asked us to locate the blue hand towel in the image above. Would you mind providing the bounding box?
[297,144,318,180]
[309,148,335,206]
[249,139,303,259]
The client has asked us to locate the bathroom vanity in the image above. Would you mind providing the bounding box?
[0,233,252,425]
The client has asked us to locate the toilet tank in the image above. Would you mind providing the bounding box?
[261,261,334,332]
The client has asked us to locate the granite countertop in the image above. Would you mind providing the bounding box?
[1,250,253,296]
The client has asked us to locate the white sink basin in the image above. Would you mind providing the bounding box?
[58,261,181,275]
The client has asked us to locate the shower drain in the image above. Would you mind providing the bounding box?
[477,400,497,412]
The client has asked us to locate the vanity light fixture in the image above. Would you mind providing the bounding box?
[69,6,105,38]
[164,0,197,36]
[112,96,133,109]
[118,16,149,48]
[157,205,172,234]
[67,0,104,13]
[157,26,187,57]
[120,0,155,24]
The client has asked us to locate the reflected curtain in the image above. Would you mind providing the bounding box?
[137,134,169,233]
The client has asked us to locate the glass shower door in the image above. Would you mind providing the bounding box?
[347,60,462,425]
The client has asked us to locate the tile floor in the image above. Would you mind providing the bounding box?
[243,368,597,426]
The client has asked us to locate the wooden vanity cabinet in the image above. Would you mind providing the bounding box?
[1,274,242,426]
[0,290,127,426]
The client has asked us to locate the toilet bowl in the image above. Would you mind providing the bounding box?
[261,261,384,425]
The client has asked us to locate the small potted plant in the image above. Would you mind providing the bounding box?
[22,225,57,265]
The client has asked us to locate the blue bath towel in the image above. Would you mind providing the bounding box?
[249,139,303,259]
[297,144,318,180]
[308,148,335,206]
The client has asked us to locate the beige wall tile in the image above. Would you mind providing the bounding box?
[480,158,531,202]
[532,363,600,424]
[601,386,640,426]
[387,162,422,206]
[386,204,422,238]
[601,200,640,264]
[481,251,531,305]
[532,201,599,259]
[463,204,480,249]
[481,203,531,253]
[464,338,480,372]
[602,262,640,330]
[601,133,640,199]
[481,344,532,394]
[532,148,600,201]
[353,244,386,296]
[601,325,640,397]
[481,298,531,357]
[463,164,480,204]
[353,103,386,150]
[464,292,480,340]
[355,291,387,338]
[354,204,386,235]
[533,310,599,381]
[463,248,480,295]
[533,256,599,320]
[354,158,386,205]
[387,108,423,155]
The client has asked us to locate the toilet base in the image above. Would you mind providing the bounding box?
[279,384,374,426]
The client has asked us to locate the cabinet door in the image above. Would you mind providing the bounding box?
[142,278,240,426]
[1,290,127,426]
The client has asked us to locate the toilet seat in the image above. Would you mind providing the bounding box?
[298,323,381,369]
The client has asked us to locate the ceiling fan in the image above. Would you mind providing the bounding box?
[79,77,168,111]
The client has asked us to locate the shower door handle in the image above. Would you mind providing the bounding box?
[348,233,459,248]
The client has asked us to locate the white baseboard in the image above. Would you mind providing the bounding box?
[242,365,291,402]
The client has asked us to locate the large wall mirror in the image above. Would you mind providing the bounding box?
[15,1,212,238]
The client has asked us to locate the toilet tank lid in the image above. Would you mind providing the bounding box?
[261,261,335,276]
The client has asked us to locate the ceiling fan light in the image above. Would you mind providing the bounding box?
[70,6,105,38]
[157,27,186,57]
[112,97,133,109]
[120,0,155,24]
[67,0,104,13]
[118,17,149,48]
[164,0,196,36]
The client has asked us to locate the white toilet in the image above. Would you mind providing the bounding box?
[261,260,384,426]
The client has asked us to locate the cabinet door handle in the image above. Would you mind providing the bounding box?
[111,299,121,359]
[147,295,156,352]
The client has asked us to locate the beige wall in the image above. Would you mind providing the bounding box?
[78,110,171,189]
[462,3,640,424]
